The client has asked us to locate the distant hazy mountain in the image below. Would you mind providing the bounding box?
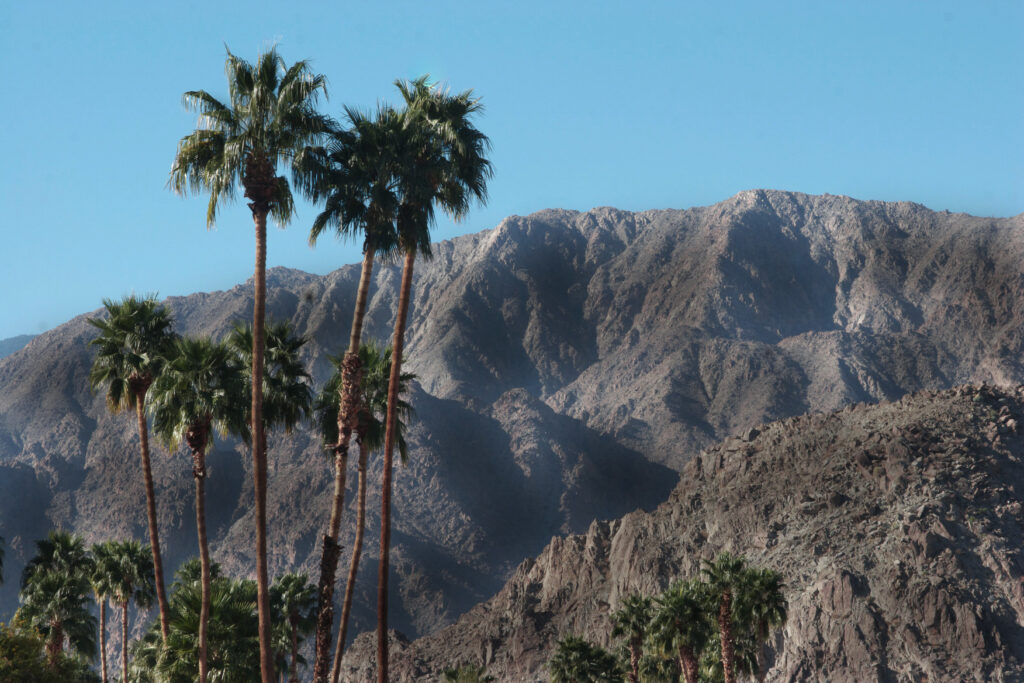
[0,190,1021,649]
[0,334,35,359]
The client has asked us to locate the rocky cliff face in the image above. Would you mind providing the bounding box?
[0,190,1021,647]
[342,383,1024,681]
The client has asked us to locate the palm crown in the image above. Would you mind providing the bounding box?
[169,46,331,226]
[228,321,313,433]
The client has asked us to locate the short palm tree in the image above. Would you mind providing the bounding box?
[150,336,248,683]
[170,47,330,683]
[319,343,414,683]
[88,294,177,641]
[90,541,119,683]
[702,553,749,683]
[648,579,713,683]
[612,593,654,683]
[376,75,492,682]
[108,540,156,683]
[270,572,316,683]
[740,568,787,683]
[295,104,405,681]
[548,634,622,683]
[442,663,495,682]
[19,531,96,667]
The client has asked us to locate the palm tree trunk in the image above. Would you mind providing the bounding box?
[136,391,170,641]
[46,620,63,668]
[377,248,416,683]
[756,621,768,683]
[290,616,300,683]
[121,601,129,683]
[99,601,108,683]
[193,445,211,683]
[678,647,698,683]
[628,639,639,683]
[332,437,369,682]
[719,592,735,683]
[252,209,274,683]
[314,248,374,682]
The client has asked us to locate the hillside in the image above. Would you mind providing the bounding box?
[0,190,1021,644]
[341,383,1024,680]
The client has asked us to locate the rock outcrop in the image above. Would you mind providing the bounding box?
[342,383,1024,681]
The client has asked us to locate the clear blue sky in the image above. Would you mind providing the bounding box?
[1,1,1021,339]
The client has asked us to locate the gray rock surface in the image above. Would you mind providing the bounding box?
[342,383,1024,681]
[0,334,35,359]
[0,189,1021,651]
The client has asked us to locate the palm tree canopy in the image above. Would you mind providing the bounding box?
[19,560,97,661]
[149,336,250,453]
[88,295,177,412]
[169,46,332,227]
[611,592,654,643]
[295,104,405,259]
[648,579,714,661]
[313,342,415,460]
[89,541,120,603]
[21,531,91,590]
[548,634,622,683]
[108,540,156,609]
[740,568,788,635]
[391,75,493,255]
[228,320,312,433]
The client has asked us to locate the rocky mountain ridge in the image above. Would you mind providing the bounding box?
[341,383,1024,680]
[0,189,1021,648]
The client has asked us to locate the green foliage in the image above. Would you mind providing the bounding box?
[149,336,250,454]
[169,46,332,227]
[270,571,316,679]
[0,617,99,682]
[87,295,177,411]
[548,634,623,683]
[228,320,312,433]
[107,540,156,611]
[313,342,415,461]
[443,662,495,682]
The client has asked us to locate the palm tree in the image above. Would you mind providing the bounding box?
[377,75,492,682]
[612,593,654,683]
[648,579,713,683]
[88,295,177,640]
[740,568,787,683]
[317,343,414,682]
[89,541,119,683]
[19,531,96,667]
[442,663,495,682]
[270,573,316,683]
[108,540,156,683]
[548,634,622,683]
[702,553,748,683]
[294,104,405,682]
[170,47,330,683]
[150,337,249,683]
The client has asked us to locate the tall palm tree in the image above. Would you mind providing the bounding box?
[376,75,492,682]
[19,531,97,667]
[648,579,713,683]
[150,337,249,683]
[270,573,316,683]
[316,343,414,683]
[295,105,405,681]
[702,553,749,683]
[90,541,119,683]
[740,568,787,683]
[611,593,653,683]
[108,540,156,683]
[88,295,177,640]
[170,47,330,683]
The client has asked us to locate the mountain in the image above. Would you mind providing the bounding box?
[0,189,1021,648]
[0,334,35,359]
[340,382,1024,680]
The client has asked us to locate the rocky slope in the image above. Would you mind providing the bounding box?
[342,383,1024,681]
[0,190,1021,645]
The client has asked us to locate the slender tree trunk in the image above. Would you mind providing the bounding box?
[377,249,416,683]
[46,620,63,668]
[252,209,274,683]
[756,621,768,683]
[314,249,374,682]
[99,601,108,683]
[628,639,639,683]
[121,601,129,683]
[290,616,300,683]
[193,444,211,683]
[332,437,369,682]
[678,646,699,683]
[719,592,735,683]
[135,391,170,641]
